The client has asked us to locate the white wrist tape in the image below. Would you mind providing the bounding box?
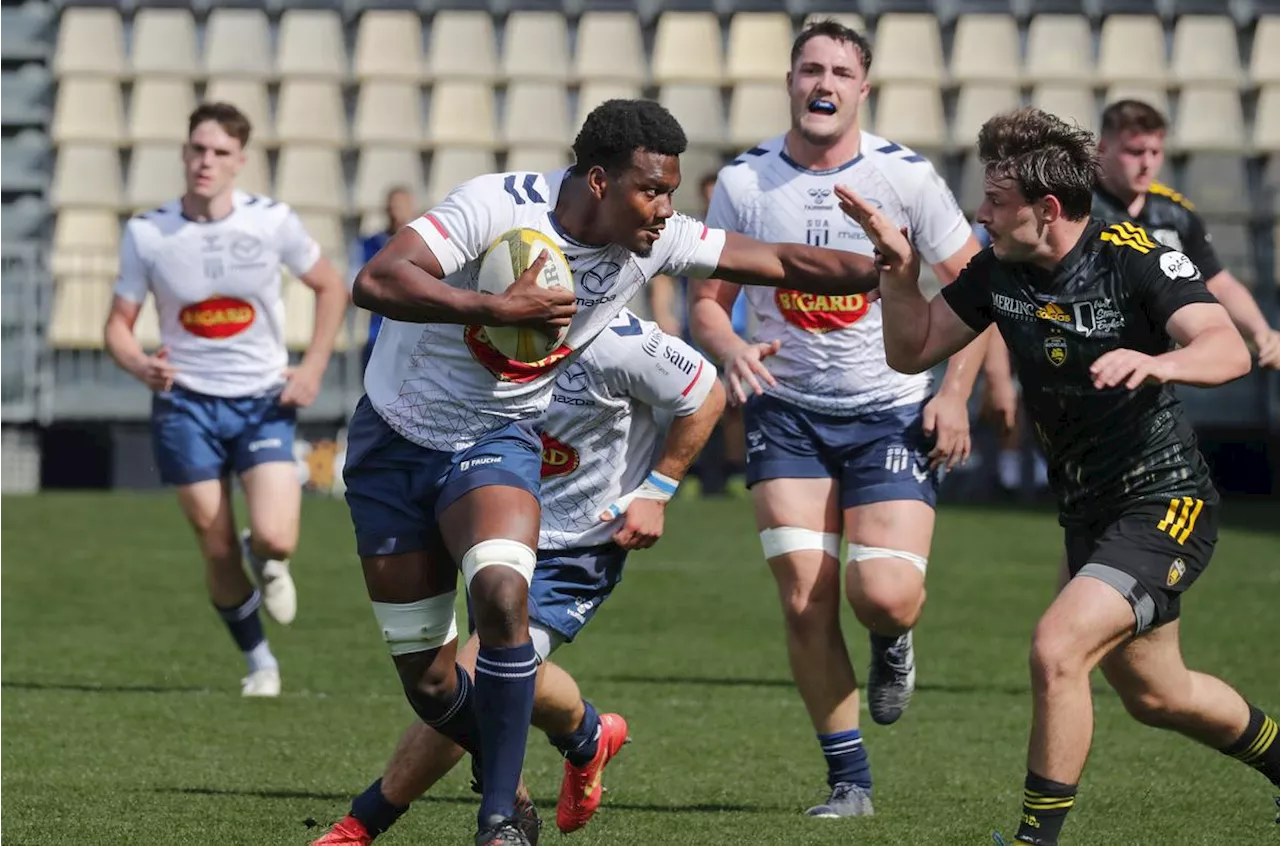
[601,471,679,520]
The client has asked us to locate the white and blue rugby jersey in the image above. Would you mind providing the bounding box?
[365,170,726,452]
[114,191,321,398]
[538,309,716,550]
[707,132,972,415]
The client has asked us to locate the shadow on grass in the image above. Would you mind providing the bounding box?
[2,680,211,695]
[587,674,1118,699]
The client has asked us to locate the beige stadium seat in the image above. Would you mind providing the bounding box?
[126,143,184,210]
[1032,85,1098,136]
[276,80,347,146]
[1098,15,1167,85]
[652,12,723,85]
[49,276,113,349]
[673,147,725,214]
[52,144,122,209]
[871,14,945,85]
[1254,85,1280,152]
[659,85,726,149]
[52,210,119,279]
[284,276,317,351]
[1171,16,1243,86]
[354,11,423,81]
[574,13,646,84]
[295,211,346,265]
[1173,86,1245,152]
[427,81,497,148]
[952,84,1020,149]
[355,147,426,213]
[129,79,196,143]
[130,8,198,79]
[427,10,498,81]
[502,82,571,148]
[52,78,124,144]
[506,147,571,174]
[802,13,865,33]
[872,83,946,151]
[203,80,274,146]
[277,9,348,80]
[951,14,1020,84]
[502,12,569,82]
[1102,85,1169,121]
[1024,15,1092,84]
[204,9,273,79]
[135,296,162,349]
[728,83,790,149]
[238,147,271,196]
[427,148,497,204]
[575,82,643,130]
[276,146,347,212]
[54,7,125,78]
[354,81,423,146]
[726,13,793,83]
[1250,17,1280,85]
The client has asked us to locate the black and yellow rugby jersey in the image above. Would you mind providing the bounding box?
[1092,182,1224,281]
[941,219,1220,525]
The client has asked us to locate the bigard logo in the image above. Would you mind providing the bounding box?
[539,432,579,478]
[180,296,254,339]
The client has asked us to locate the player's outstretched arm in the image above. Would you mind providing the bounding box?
[281,257,349,408]
[1203,270,1280,369]
[1091,302,1251,390]
[353,230,576,330]
[710,232,880,296]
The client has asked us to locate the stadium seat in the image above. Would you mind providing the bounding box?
[727,82,791,150]
[126,144,185,211]
[506,146,571,174]
[726,13,793,83]
[427,10,499,81]
[238,147,271,196]
[1171,15,1243,86]
[870,14,946,84]
[1,65,53,128]
[1254,85,1280,152]
[1024,15,1093,83]
[659,85,726,149]
[502,82,572,148]
[130,8,199,78]
[1,197,49,241]
[136,296,162,350]
[355,147,425,215]
[49,276,113,349]
[51,144,122,209]
[52,209,120,280]
[276,146,347,212]
[1097,15,1168,85]
[426,81,498,148]
[354,10,424,81]
[1251,17,1280,86]
[1264,155,1280,214]
[354,81,424,146]
[672,146,725,214]
[573,12,646,84]
[950,14,1021,84]
[1182,153,1251,218]
[427,148,498,205]
[1,131,52,194]
[2,2,55,63]
[277,9,348,80]
[575,82,643,130]
[129,79,196,143]
[294,211,345,266]
[1102,84,1169,122]
[203,80,274,146]
[651,12,724,84]
[275,80,348,146]
[952,84,1021,149]
[51,78,125,145]
[872,83,947,152]
[502,11,570,82]
[957,152,985,214]
[203,9,274,79]
[1030,85,1098,135]
[283,276,318,351]
[1173,87,1245,152]
[53,7,125,78]
[1206,222,1254,285]
[801,13,865,34]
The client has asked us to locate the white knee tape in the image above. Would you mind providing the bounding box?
[460,539,536,591]
[846,544,928,575]
[371,593,459,656]
[759,527,841,560]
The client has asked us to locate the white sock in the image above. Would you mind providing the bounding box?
[997,449,1021,490]
[245,640,278,674]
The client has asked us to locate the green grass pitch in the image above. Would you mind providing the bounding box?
[3,492,1277,845]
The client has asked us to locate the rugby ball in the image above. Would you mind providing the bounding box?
[476,228,573,362]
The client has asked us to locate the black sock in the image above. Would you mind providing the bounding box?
[1220,704,1280,787]
[350,778,408,838]
[1015,771,1077,845]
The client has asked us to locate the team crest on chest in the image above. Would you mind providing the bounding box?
[774,289,871,333]
[1044,335,1068,367]
[539,432,580,478]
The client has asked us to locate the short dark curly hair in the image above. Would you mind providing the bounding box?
[978,107,1098,220]
[571,99,688,177]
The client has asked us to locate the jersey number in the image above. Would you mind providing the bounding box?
[1156,496,1203,544]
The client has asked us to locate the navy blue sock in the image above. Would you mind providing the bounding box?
[407,665,480,756]
[214,589,266,652]
[548,699,602,767]
[350,778,408,837]
[473,642,538,826]
[817,729,872,790]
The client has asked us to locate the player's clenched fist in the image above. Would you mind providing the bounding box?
[491,250,578,336]
[132,346,178,393]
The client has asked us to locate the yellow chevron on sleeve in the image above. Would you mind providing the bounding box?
[1100,224,1154,254]
[1150,181,1196,211]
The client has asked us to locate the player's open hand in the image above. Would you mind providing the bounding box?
[600,496,665,550]
[723,339,781,406]
[1089,348,1172,390]
[1253,326,1280,370]
[136,346,177,393]
[923,391,972,471]
[280,361,324,407]
[494,250,578,336]
[834,186,918,281]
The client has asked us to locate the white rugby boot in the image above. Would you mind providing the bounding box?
[240,529,297,625]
